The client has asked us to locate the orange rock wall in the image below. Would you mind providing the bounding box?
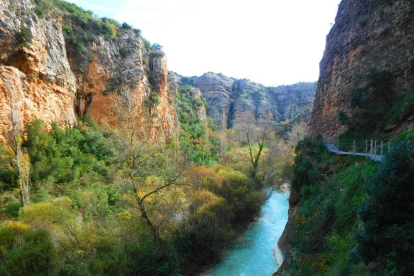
[0,0,177,144]
[310,0,414,137]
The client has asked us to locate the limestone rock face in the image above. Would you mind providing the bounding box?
[0,0,176,143]
[175,72,317,129]
[0,0,77,142]
[310,0,414,137]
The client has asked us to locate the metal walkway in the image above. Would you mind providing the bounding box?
[324,137,389,162]
[325,143,383,162]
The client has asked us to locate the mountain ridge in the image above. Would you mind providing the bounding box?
[171,71,317,129]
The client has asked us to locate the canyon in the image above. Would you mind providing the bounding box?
[0,0,318,146]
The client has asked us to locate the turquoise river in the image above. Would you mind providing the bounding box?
[203,191,289,276]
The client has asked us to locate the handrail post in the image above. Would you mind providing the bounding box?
[365,140,368,157]
[353,140,355,156]
[375,140,377,156]
[370,139,373,157]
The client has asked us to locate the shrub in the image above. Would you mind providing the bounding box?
[338,111,349,126]
[121,22,132,30]
[119,48,127,58]
[144,39,151,51]
[387,89,414,125]
[152,43,163,51]
[174,189,233,272]
[150,51,165,59]
[0,222,55,276]
[23,120,112,185]
[291,137,328,198]
[133,28,141,37]
[358,17,368,27]
[147,91,160,107]
[20,197,74,227]
[119,48,133,58]
[34,5,45,18]
[340,68,396,139]
[15,27,33,50]
[357,141,414,275]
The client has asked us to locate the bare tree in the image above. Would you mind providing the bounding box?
[286,121,309,147]
[108,92,185,243]
[6,74,30,206]
[232,113,272,178]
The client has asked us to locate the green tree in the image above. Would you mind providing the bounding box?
[357,141,414,275]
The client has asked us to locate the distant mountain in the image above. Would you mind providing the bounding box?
[171,72,317,129]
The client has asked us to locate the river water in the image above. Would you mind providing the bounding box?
[203,191,289,276]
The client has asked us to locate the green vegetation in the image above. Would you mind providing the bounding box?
[285,138,375,275]
[282,74,414,275]
[338,68,395,139]
[357,141,414,275]
[121,22,132,30]
[147,91,161,107]
[283,134,414,276]
[177,86,220,166]
[15,27,33,50]
[150,50,166,59]
[33,0,145,58]
[338,69,414,143]
[119,48,133,58]
[133,28,142,37]
[0,112,273,275]
[387,89,414,126]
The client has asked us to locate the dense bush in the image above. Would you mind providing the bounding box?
[15,27,33,50]
[23,120,113,185]
[176,165,264,273]
[284,135,379,275]
[147,91,161,107]
[357,141,414,275]
[177,86,220,166]
[0,112,269,275]
[121,22,132,30]
[291,136,329,199]
[0,221,55,276]
[150,50,166,59]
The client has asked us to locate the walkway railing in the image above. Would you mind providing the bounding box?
[324,136,391,162]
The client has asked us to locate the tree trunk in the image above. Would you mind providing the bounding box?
[8,76,30,207]
[136,196,161,244]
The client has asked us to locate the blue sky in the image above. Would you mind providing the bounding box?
[67,0,342,86]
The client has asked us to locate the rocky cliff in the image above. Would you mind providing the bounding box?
[0,0,176,144]
[277,0,414,275]
[310,0,414,137]
[173,72,317,129]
